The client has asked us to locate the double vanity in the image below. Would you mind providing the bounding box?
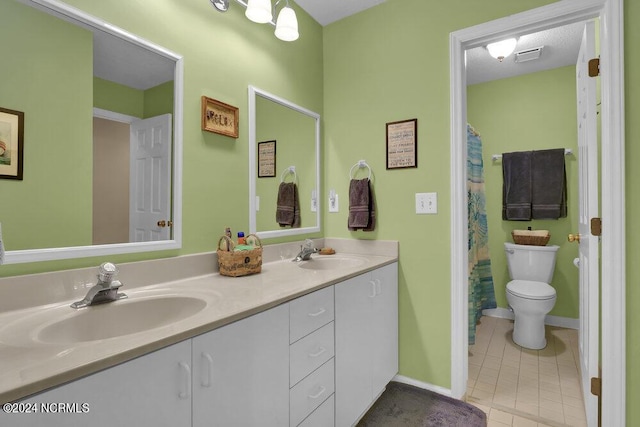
[0,238,398,427]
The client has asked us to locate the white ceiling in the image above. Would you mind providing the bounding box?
[295,0,386,26]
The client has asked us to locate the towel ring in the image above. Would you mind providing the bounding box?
[349,160,372,180]
[280,166,297,183]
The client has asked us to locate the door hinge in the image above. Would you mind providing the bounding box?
[591,217,602,236]
[591,377,602,396]
[589,58,600,77]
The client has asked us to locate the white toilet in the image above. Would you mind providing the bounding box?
[504,242,559,350]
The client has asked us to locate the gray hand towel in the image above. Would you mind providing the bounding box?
[276,182,300,228]
[532,148,567,219]
[348,178,375,231]
[502,151,532,220]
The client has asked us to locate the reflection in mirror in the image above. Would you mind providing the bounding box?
[1,0,183,264]
[249,86,320,238]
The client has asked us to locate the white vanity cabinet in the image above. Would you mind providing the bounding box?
[192,303,290,427]
[0,340,192,427]
[335,262,398,427]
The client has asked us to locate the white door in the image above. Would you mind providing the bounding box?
[575,20,599,427]
[129,114,172,242]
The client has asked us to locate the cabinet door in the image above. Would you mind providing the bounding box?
[0,340,192,427]
[335,272,374,427]
[371,262,399,396]
[192,303,289,427]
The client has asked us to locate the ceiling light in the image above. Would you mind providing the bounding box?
[210,0,299,42]
[487,38,517,62]
[274,4,298,41]
[245,0,272,24]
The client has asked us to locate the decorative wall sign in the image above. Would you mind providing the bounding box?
[0,107,24,180]
[258,140,276,178]
[201,96,239,138]
[386,118,417,169]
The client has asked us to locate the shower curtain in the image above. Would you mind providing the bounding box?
[467,124,496,345]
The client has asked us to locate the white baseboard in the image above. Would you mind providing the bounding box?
[482,307,579,330]
[393,375,453,397]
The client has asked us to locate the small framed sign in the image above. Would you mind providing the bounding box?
[386,118,417,169]
[201,96,239,138]
[258,140,276,178]
[0,107,25,180]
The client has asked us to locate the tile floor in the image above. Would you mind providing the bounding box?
[466,316,588,427]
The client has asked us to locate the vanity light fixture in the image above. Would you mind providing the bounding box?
[486,38,517,62]
[210,0,299,41]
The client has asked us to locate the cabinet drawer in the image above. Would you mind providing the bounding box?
[290,359,335,427]
[290,322,334,387]
[298,394,334,427]
[290,286,334,343]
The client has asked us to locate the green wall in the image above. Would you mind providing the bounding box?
[467,66,579,319]
[0,0,93,251]
[94,78,174,119]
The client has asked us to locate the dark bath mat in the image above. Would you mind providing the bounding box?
[357,381,487,427]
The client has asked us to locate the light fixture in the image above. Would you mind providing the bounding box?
[210,0,299,42]
[487,38,517,62]
[274,2,298,41]
[245,0,272,24]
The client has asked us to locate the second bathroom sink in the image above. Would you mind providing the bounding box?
[297,255,366,271]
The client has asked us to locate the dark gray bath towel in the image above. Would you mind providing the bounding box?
[276,182,301,228]
[532,148,567,219]
[502,151,532,220]
[348,178,376,231]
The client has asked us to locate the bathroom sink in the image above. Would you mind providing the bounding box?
[297,255,366,271]
[36,295,207,344]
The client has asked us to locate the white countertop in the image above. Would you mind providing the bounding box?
[0,238,397,404]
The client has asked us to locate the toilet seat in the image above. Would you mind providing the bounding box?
[507,280,556,300]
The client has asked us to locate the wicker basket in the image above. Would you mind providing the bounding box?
[511,231,550,246]
[217,234,263,277]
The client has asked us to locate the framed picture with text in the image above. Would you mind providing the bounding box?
[201,96,239,138]
[258,140,276,178]
[386,118,417,169]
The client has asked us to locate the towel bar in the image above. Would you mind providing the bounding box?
[492,149,572,162]
[280,166,297,183]
[349,160,372,180]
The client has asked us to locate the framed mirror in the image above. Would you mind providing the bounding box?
[248,86,320,238]
[1,0,183,264]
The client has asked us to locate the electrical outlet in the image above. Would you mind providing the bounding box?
[255,196,260,211]
[416,192,437,214]
[311,190,318,212]
[329,190,339,213]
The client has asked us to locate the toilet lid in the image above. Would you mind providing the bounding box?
[507,280,556,300]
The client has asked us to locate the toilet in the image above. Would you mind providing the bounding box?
[504,242,559,350]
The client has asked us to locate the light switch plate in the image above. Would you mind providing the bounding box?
[416,192,437,214]
[329,191,339,212]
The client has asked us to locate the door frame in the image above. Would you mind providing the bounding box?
[449,1,625,426]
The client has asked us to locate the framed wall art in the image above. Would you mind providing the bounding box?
[386,118,417,169]
[201,96,239,138]
[0,107,24,180]
[258,140,276,178]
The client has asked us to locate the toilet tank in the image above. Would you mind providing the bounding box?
[504,242,559,283]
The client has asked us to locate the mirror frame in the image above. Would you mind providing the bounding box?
[6,0,183,264]
[248,86,320,238]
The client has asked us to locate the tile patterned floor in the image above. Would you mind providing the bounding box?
[466,316,588,427]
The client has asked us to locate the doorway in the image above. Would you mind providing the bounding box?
[449,1,625,426]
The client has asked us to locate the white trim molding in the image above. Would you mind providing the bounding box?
[449,1,625,426]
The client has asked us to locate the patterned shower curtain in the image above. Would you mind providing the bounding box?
[467,124,496,345]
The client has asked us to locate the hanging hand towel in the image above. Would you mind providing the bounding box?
[276,182,301,228]
[348,178,375,231]
[502,151,532,221]
[531,148,567,219]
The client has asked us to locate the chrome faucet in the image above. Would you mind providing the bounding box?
[71,262,127,309]
[293,239,319,262]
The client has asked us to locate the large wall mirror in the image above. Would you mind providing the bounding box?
[248,86,320,238]
[1,0,183,264]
